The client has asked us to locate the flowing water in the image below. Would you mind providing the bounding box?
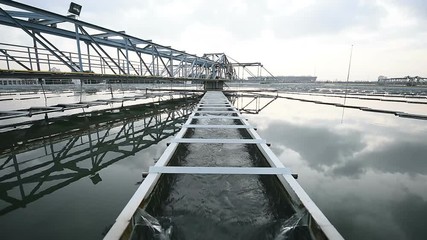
[137,110,304,239]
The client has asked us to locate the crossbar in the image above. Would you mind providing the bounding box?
[191,116,245,120]
[194,110,239,114]
[171,138,265,144]
[182,124,253,129]
[149,166,291,175]
[197,107,236,109]
[200,102,228,104]
[199,104,231,106]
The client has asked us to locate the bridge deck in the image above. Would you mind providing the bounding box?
[104,91,343,240]
[0,69,229,82]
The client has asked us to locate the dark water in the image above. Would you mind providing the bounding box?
[246,93,427,240]
[141,115,299,239]
[0,98,197,240]
[1,90,426,239]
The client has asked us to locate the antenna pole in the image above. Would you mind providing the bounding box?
[341,44,353,123]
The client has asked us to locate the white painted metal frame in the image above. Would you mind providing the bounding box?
[192,115,246,120]
[194,110,238,114]
[171,138,265,144]
[182,124,253,129]
[104,91,343,240]
[149,166,292,175]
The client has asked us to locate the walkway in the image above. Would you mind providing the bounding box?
[105,91,343,239]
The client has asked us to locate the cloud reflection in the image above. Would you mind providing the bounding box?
[260,121,365,171]
[391,193,427,239]
[249,100,427,240]
[258,118,427,178]
[324,192,427,240]
[334,141,427,177]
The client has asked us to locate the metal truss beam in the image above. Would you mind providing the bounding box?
[0,8,81,72]
[0,1,252,80]
[0,49,30,70]
[227,92,278,114]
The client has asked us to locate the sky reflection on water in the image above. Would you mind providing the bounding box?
[248,96,427,240]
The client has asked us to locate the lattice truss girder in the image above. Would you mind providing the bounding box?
[0,0,237,79]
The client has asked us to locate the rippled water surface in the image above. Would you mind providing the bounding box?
[141,115,298,239]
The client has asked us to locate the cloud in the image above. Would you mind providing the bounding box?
[72,0,269,41]
[2,0,427,80]
[270,0,384,38]
[9,0,383,40]
[186,0,269,39]
[392,0,427,19]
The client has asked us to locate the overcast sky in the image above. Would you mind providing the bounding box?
[2,0,427,81]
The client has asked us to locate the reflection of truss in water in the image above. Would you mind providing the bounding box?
[226,91,278,114]
[0,97,198,216]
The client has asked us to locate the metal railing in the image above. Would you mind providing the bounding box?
[0,42,165,76]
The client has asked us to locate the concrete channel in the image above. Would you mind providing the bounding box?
[105,91,343,240]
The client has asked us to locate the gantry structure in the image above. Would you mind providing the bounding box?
[0,0,248,86]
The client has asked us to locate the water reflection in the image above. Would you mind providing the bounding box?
[0,97,198,240]
[334,141,427,177]
[247,97,427,240]
[259,121,365,170]
[391,193,427,240]
[227,91,278,114]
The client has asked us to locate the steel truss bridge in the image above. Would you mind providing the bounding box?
[0,1,273,85]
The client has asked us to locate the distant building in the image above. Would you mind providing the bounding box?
[50,67,61,72]
[378,75,387,81]
[378,75,426,86]
[247,76,317,83]
[0,79,37,85]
